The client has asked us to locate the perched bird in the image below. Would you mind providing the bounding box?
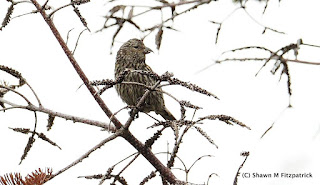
[115,38,176,120]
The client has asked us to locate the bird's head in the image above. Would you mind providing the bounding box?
[117,39,153,64]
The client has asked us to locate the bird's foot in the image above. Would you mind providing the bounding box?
[129,109,139,119]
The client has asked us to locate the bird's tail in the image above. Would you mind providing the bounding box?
[158,108,176,120]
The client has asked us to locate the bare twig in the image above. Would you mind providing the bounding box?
[0,97,116,132]
[185,155,213,182]
[66,28,74,45]
[207,172,219,185]
[0,85,31,105]
[48,3,73,18]
[51,132,120,180]
[25,81,42,106]
[109,153,140,185]
[72,28,88,55]
[242,8,284,34]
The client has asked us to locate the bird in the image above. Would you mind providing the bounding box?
[114,38,176,120]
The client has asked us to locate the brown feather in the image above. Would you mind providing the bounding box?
[115,39,175,120]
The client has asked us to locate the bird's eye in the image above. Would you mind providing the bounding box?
[133,45,139,49]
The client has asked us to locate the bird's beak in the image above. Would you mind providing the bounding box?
[143,47,153,54]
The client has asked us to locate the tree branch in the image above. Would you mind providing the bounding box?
[29,0,179,183]
[0,97,116,132]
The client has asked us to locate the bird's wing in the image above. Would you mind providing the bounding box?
[144,64,154,72]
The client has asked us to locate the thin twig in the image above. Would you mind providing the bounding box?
[48,3,73,18]
[108,153,140,185]
[51,132,120,180]
[242,8,285,34]
[0,85,31,105]
[72,28,88,55]
[66,28,74,45]
[0,97,115,132]
[25,81,42,106]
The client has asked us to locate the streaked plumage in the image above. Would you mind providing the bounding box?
[115,38,175,120]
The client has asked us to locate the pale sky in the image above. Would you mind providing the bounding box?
[0,0,319,185]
